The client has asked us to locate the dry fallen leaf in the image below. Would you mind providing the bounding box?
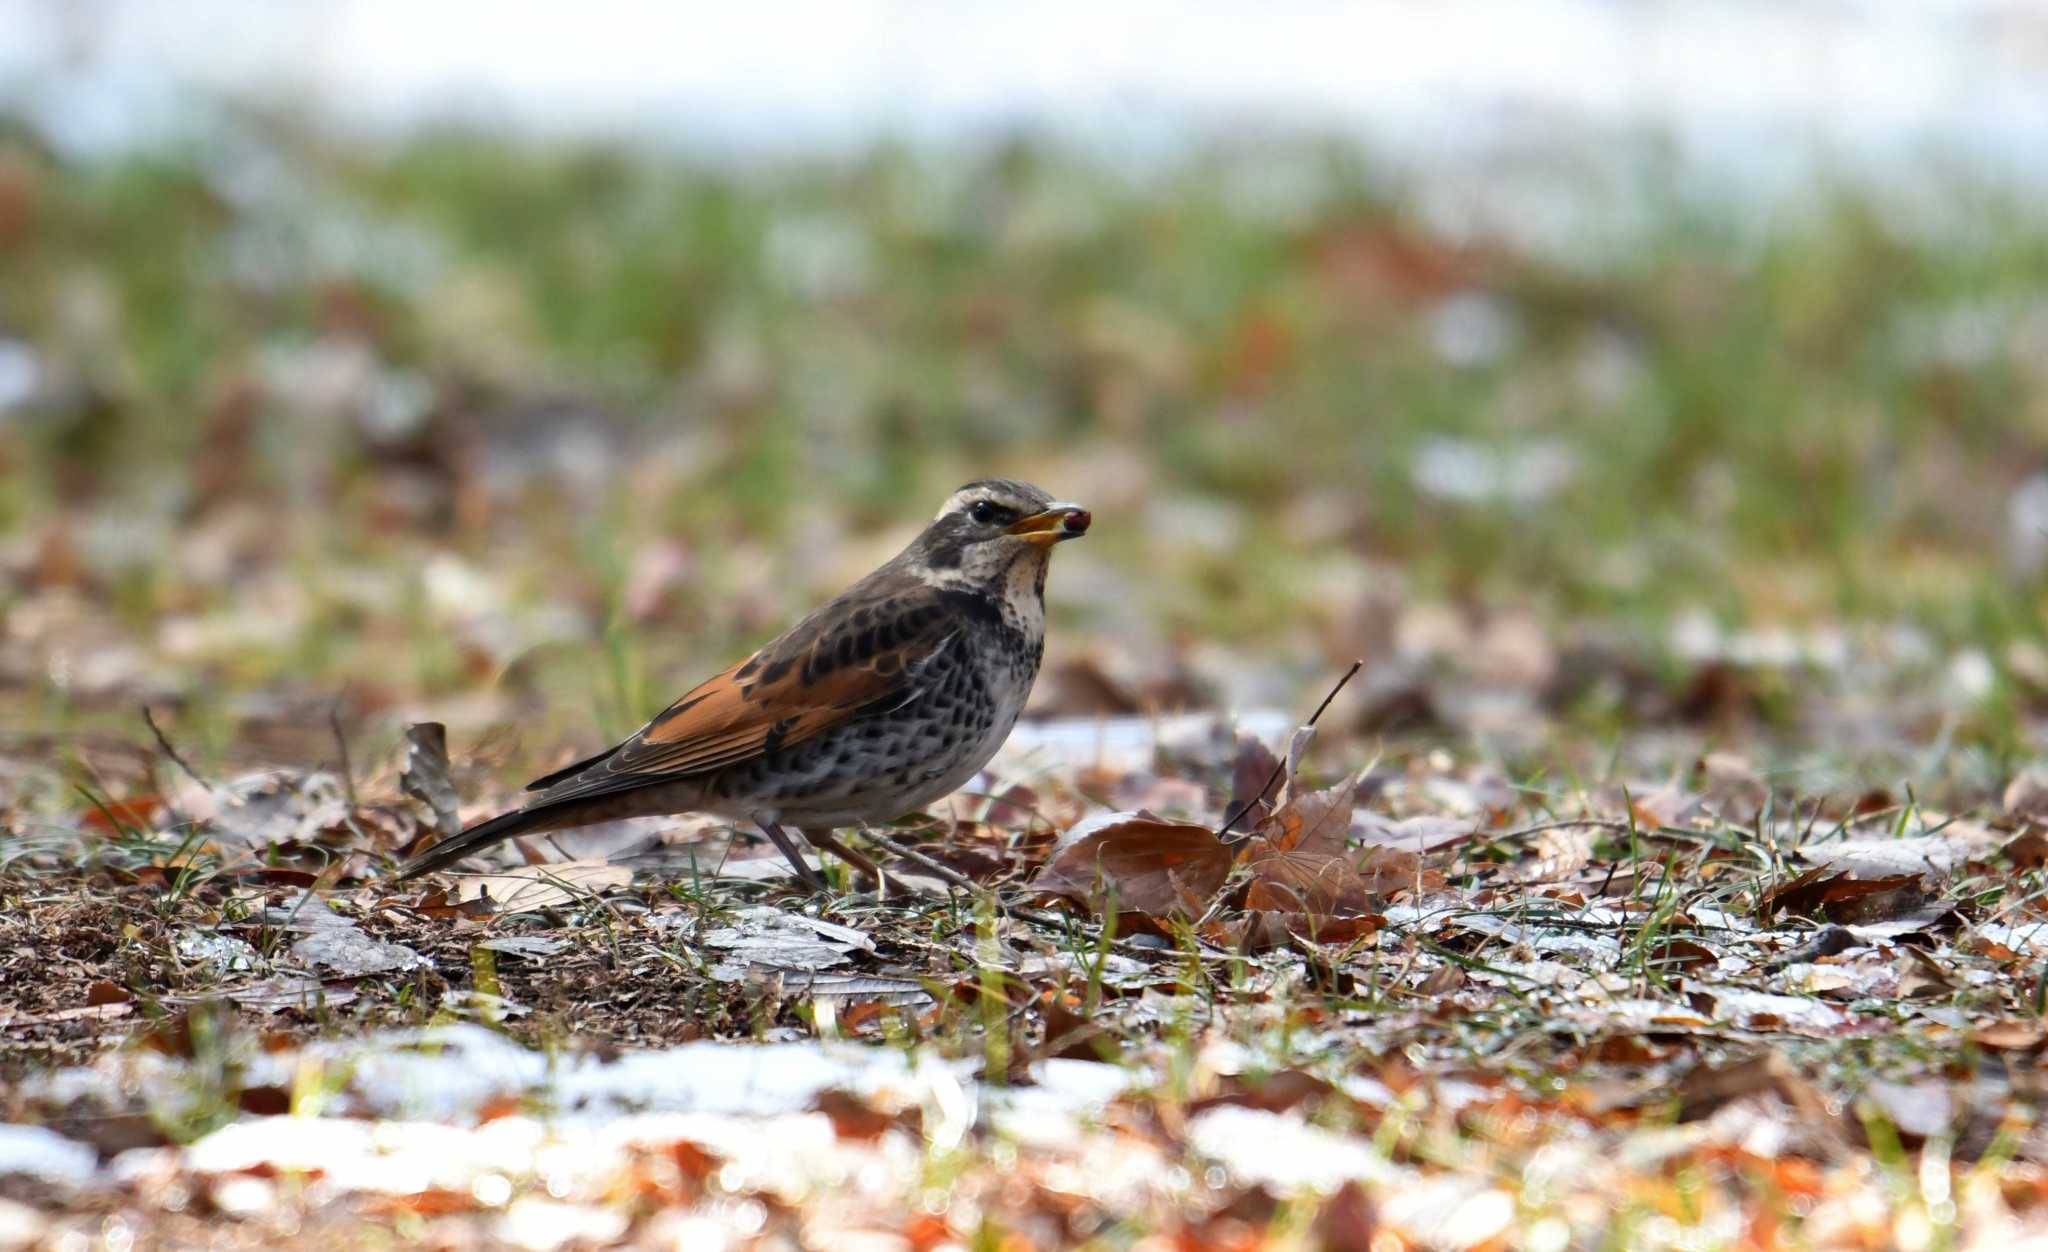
[1507,825,1596,883]
[1676,1052,1843,1140]
[401,721,461,839]
[448,860,635,912]
[1224,910,1383,952]
[1244,846,1376,916]
[202,770,354,850]
[1226,731,1284,831]
[1793,821,1997,878]
[2003,826,2048,870]
[1031,811,1232,918]
[1241,772,1387,917]
[700,907,875,980]
[1353,811,1476,852]
[292,925,430,977]
[1973,1021,2048,1052]
[1628,780,1700,829]
[2005,768,2048,822]
[1761,868,1924,921]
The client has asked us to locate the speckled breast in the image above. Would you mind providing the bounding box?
[709,617,1042,826]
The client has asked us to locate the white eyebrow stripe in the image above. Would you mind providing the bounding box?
[933,486,1049,520]
[936,491,994,520]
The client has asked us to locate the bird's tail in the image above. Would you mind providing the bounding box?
[395,805,566,879]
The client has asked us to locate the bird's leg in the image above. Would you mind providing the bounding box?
[754,819,827,892]
[800,827,887,898]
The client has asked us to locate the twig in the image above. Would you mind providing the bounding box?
[1435,817,1639,853]
[327,700,359,812]
[140,706,212,793]
[1215,659,1363,845]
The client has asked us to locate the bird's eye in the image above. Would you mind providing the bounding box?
[968,500,1000,524]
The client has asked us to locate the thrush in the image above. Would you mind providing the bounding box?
[397,478,1090,890]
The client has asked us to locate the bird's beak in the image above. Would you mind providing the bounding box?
[1006,503,1092,546]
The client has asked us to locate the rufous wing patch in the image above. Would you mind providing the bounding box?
[526,587,958,806]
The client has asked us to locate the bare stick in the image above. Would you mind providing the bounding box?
[1438,817,1636,851]
[327,700,359,812]
[141,706,212,793]
[1216,659,1363,845]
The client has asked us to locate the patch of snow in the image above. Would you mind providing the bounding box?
[0,340,42,415]
[1186,1105,1392,1191]
[1979,921,2048,954]
[1699,987,1851,1034]
[998,711,1291,776]
[0,1125,97,1187]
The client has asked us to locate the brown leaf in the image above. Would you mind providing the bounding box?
[1031,812,1232,919]
[1417,964,1465,996]
[1239,769,1378,917]
[1037,992,1120,1063]
[811,1089,907,1142]
[45,1113,169,1159]
[1355,845,1442,897]
[665,1140,722,1184]
[237,1085,292,1116]
[2006,768,2048,821]
[401,722,461,839]
[1646,937,1718,972]
[1761,868,1923,921]
[1315,1182,1378,1252]
[370,1189,480,1219]
[476,1094,528,1123]
[1229,911,1382,952]
[1226,732,1284,830]
[1265,774,1356,858]
[1759,867,1832,918]
[1244,844,1372,916]
[2004,826,2048,870]
[1,1003,131,1030]
[1896,948,1955,1000]
[78,794,162,836]
[220,975,360,1014]
[407,886,498,921]
[1629,781,1700,829]
[1676,1052,1838,1132]
[1189,1070,1342,1117]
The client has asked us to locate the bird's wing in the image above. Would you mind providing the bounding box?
[525,576,960,806]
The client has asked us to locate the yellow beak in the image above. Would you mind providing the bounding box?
[1005,503,1092,546]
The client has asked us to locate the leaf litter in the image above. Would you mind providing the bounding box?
[11,694,2048,1247]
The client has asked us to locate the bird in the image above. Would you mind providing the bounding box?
[397,478,1090,891]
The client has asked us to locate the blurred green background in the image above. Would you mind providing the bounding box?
[4,114,2047,799]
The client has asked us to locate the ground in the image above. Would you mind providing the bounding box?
[5,121,2048,1249]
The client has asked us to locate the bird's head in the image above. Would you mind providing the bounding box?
[905,478,1090,592]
